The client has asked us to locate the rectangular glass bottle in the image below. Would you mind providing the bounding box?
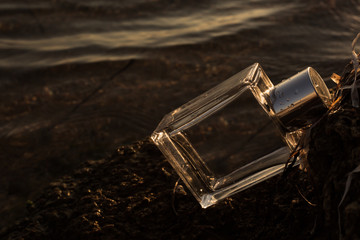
[151,63,330,208]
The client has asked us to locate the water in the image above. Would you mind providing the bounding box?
[0,0,359,226]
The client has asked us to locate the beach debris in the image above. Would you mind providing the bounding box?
[338,164,360,239]
[350,32,360,107]
[334,33,360,108]
[331,73,341,85]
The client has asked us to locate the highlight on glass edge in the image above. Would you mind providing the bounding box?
[152,63,332,208]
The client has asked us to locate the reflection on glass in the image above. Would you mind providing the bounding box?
[152,63,331,208]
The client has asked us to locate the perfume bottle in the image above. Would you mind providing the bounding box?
[151,63,331,208]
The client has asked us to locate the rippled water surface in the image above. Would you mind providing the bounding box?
[0,1,297,68]
[0,0,359,227]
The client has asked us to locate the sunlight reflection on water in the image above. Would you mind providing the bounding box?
[0,2,295,68]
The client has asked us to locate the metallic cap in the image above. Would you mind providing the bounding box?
[267,67,332,131]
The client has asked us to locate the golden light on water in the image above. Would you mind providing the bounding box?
[0,3,295,68]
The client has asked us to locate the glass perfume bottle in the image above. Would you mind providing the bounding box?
[151,63,331,208]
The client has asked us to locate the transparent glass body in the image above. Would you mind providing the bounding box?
[151,63,331,208]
